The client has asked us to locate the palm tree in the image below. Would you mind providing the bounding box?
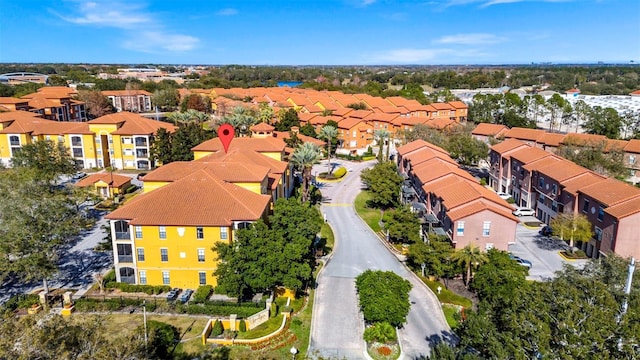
[218,106,258,136]
[318,125,338,174]
[167,109,210,124]
[290,142,322,202]
[451,244,488,288]
[375,129,390,162]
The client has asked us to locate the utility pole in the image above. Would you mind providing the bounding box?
[621,257,636,317]
[143,299,148,347]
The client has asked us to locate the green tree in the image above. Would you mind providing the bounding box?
[299,123,317,138]
[360,162,403,209]
[399,124,447,147]
[10,140,77,184]
[170,123,214,162]
[0,168,89,292]
[258,102,275,123]
[152,89,179,111]
[213,198,321,297]
[290,142,322,203]
[355,270,412,327]
[451,244,488,288]
[363,322,397,343]
[275,108,301,131]
[318,125,338,172]
[550,212,593,251]
[406,235,454,279]
[219,106,258,136]
[150,128,173,165]
[556,141,627,179]
[374,129,390,162]
[471,249,528,303]
[382,205,420,244]
[445,134,489,166]
[167,109,210,124]
[546,93,569,132]
[346,102,368,110]
[583,106,623,139]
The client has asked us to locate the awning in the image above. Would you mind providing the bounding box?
[423,213,439,223]
[411,202,427,212]
[432,227,447,236]
[402,185,416,196]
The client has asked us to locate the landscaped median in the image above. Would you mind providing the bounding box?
[316,166,348,183]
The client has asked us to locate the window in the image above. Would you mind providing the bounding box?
[456,222,465,236]
[135,226,142,239]
[135,137,148,147]
[199,272,207,285]
[483,221,491,237]
[58,135,65,143]
[139,270,147,285]
[159,226,166,239]
[552,184,557,195]
[71,136,82,147]
[196,227,204,239]
[123,149,134,156]
[137,248,145,261]
[595,227,602,241]
[117,244,133,262]
[9,135,20,146]
[160,248,168,262]
[162,271,170,285]
[72,148,83,158]
[220,227,228,240]
[538,176,545,188]
[197,248,205,262]
[598,207,604,221]
[122,137,132,144]
[583,199,589,213]
[630,155,636,165]
[114,220,130,239]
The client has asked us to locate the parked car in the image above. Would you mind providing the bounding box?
[497,192,511,200]
[509,254,533,269]
[179,289,194,303]
[539,225,553,236]
[512,207,536,217]
[72,172,87,180]
[166,288,181,302]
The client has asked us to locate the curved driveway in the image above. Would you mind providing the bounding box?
[308,160,453,360]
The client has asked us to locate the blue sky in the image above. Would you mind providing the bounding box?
[1,0,638,65]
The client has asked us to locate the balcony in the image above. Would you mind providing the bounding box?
[118,255,133,263]
[135,138,148,147]
[135,149,149,158]
[115,231,130,240]
[120,275,135,284]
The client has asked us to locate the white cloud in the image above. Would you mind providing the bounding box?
[216,8,238,16]
[123,31,200,53]
[435,33,507,45]
[54,1,200,54]
[58,1,151,28]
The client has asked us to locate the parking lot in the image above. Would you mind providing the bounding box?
[508,223,588,281]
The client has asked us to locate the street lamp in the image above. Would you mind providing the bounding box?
[289,346,298,359]
[142,300,148,346]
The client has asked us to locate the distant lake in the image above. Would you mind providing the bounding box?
[277,81,303,87]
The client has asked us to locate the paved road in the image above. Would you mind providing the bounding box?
[309,160,452,360]
[509,224,588,281]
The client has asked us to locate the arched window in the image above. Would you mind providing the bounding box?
[119,267,135,284]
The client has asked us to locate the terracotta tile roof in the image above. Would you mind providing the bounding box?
[472,123,509,137]
[561,172,606,195]
[446,199,518,222]
[374,105,409,114]
[523,155,561,172]
[331,107,354,117]
[353,93,391,108]
[251,122,275,132]
[75,173,132,188]
[397,139,449,157]
[365,113,399,123]
[0,97,29,104]
[337,117,367,130]
[89,112,176,135]
[273,131,325,147]
[605,197,640,218]
[25,94,63,109]
[630,90,640,96]
[195,146,288,174]
[503,127,546,141]
[346,109,373,119]
[192,136,286,154]
[624,139,640,153]
[385,96,420,107]
[605,139,628,152]
[22,86,77,99]
[562,133,607,147]
[0,112,92,135]
[102,90,152,96]
[425,177,511,210]
[578,178,640,207]
[392,116,427,127]
[566,88,580,93]
[510,146,554,164]
[298,113,318,123]
[310,116,332,126]
[106,169,271,226]
[413,159,474,183]
[141,161,269,183]
[537,133,566,147]
[430,103,453,110]
[447,101,468,109]
[490,138,530,156]
[536,158,589,182]
[424,118,461,130]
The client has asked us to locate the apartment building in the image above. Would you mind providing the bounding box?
[21,86,87,122]
[398,140,518,251]
[102,90,153,113]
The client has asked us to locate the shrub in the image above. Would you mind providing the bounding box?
[147,320,179,359]
[192,285,213,303]
[2,294,40,313]
[333,166,347,178]
[105,282,170,295]
[211,319,224,337]
[480,178,487,186]
[125,185,138,194]
[377,346,393,356]
[239,319,247,332]
[104,269,116,283]
[363,322,397,343]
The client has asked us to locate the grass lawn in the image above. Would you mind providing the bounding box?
[441,304,461,329]
[90,313,209,355]
[420,277,473,309]
[354,191,383,233]
[319,222,334,254]
[235,314,284,339]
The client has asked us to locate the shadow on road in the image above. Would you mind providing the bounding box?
[533,235,569,251]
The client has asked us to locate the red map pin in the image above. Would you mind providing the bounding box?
[218,123,235,153]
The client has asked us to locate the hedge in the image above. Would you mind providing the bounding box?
[333,166,347,178]
[2,294,40,313]
[176,303,263,318]
[74,297,159,312]
[105,282,171,295]
[192,285,213,303]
